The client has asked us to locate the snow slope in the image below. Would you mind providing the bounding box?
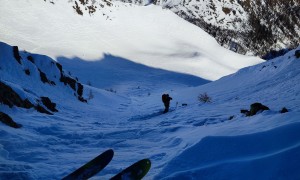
[157,0,300,56]
[158,122,300,179]
[0,41,299,179]
[0,0,299,179]
[156,46,300,179]
[0,0,263,81]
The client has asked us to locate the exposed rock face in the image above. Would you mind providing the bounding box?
[161,0,300,57]
[41,97,58,112]
[13,46,21,64]
[0,112,22,128]
[0,81,34,109]
[0,81,53,115]
[58,63,87,102]
[0,41,88,117]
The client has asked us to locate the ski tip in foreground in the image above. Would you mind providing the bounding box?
[110,159,151,180]
[62,149,114,180]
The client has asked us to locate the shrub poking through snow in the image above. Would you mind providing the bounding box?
[198,92,212,103]
[105,88,117,93]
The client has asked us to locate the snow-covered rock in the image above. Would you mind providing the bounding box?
[0,41,87,117]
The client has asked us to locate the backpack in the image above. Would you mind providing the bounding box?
[162,94,168,103]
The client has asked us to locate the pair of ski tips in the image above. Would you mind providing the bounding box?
[62,149,151,180]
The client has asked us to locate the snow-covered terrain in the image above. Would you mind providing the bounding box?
[0,0,262,81]
[1,40,299,179]
[0,0,300,179]
[43,0,300,56]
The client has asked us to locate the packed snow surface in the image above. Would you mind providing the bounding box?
[0,0,300,179]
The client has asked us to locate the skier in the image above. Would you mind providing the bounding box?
[162,94,172,113]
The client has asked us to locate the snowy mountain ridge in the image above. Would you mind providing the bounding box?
[129,0,300,56]
[43,0,300,56]
[0,0,263,81]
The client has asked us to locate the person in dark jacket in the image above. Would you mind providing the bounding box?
[162,94,172,113]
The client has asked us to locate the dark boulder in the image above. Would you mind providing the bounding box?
[295,50,300,58]
[280,107,288,113]
[0,112,22,128]
[240,109,250,116]
[249,103,270,116]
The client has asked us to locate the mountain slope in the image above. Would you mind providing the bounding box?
[0,43,299,179]
[0,0,263,81]
[0,0,299,179]
[42,0,300,56]
[156,46,300,179]
[162,0,300,56]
